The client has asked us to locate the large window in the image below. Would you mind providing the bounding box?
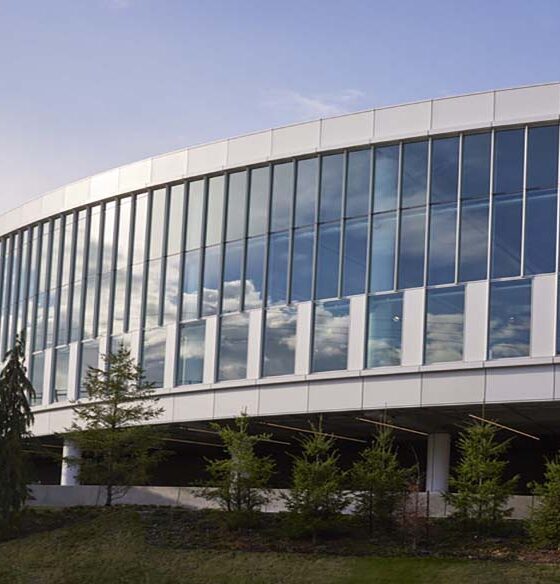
[319,154,344,223]
[373,145,399,213]
[398,207,425,289]
[201,245,221,316]
[315,221,340,300]
[427,203,457,285]
[226,171,247,242]
[181,250,200,321]
[461,133,490,198]
[294,158,317,227]
[524,189,556,275]
[345,149,371,217]
[527,125,558,191]
[401,141,428,208]
[430,137,459,204]
[291,226,314,302]
[424,287,464,364]
[247,167,270,237]
[262,306,297,377]
[312,299,349,373]
[177,321,205,385]
[488,280,531,359]
[142,328,166,388]
[491,194,522,278]
[53,346,69,403]
[366,293,402,367]
[459,199,488,282]
[342,216,368,296]
[244,236,265,309]
[270,162,293,232]
[30,352,44,405]
[267,231,289,306]
[370,212,396,292]
[79,340,99,398]
[493,129,524,194]
[205,176,225,246]
[218,312,249,381]
[222,240,243,313]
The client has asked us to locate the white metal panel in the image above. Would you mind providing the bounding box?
[151,150,188,185]
[213,387,259,419]
[422,369,484,406]
[0,207,22,235]
[17,198,42,232]
[41,188,65,217]
[164,324,177,389]
[247,310,263,379]
[485,365,554,402]
[203,316,218,384]
[31,412,49,436]
[271,121,321,159]
[431,92,494,131]
[64,179,91,209]
[374,101,431,140]
[320,111,374,149]
[464,281,488,362]
[531,275,556,358]
[294,302,312,375]
[348,295,366,371]
[227,131,272,167]
[187,140,228,176]
[307,378,362,412]
[402,288,425,366]
[362,373,421,408]
[118,159,152,194]
[90,168,119,202]
[258,382,308,415]
[156,395,174,423]
[494,84,560,122]
[173,390,214,421]
[47,408,74,434]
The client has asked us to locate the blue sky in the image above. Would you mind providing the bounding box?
[0,0,558,213]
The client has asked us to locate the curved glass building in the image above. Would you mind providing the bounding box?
[6,82,560,489]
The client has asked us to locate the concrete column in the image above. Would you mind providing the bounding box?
[426,433,451,493]
[60,439,81,486]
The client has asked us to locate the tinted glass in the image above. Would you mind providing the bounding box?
[205,176,225,246]
[373,145,399,213]
[267,231,289,306]
[31,352,44,404]
[524,189,557,275]
[149,189,166,260]
[346,149,371,217]
[427,203,456,285]
[181,250,200,321]
[315,221,340,300]
[244,236,265,310]
[186,180,204,250]
[398,207,425,289]
[132,195,148,264]
[115,198,131,271]
[53,346,69,402]
[164,253,181,324]
[79,340,98,397]
[144,259,162,328]
[366,293,402,367]
[401,141,428,208]
[424,286,464,364]
[319,154,343,222]
[370,211,396,292]
[218,312,249,381]
[312,299,349,373]
[488,280,531,359]
[342,217,368,296]
[527,125,559,190]
[248,167,270,237]
[458,199,489,282]
[291,226,314,302]
[270,162,293,232]
[177,321,205,385]
[294,158,318,227]
[491,193,522,278]
[461,133,490,199]
[431,137,459,203]
[222,240,243,313]
[226,171,247,241]
[493,129,524,194]
[142,328,166,388]
[201,245,220,317]
[167,185,185,255]
[262,306,297,377]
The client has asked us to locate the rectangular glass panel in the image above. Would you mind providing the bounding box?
[186,180,204,251]
[461,133,491,199]
[262,305,297,377]
[458,199,489,282]
[430,137,459,204]
[53,346,69,402]
[181,250,200,321]
[373,145,399,213]
[248,167,270,237]
[201,245,220,317]
[164,253,181,324]
[524,189,557,275]
[116,198,131,271]
[270,162,293,232]
[112,269,126,335]
[427,202,457,285]
[312,299,349,373]
[218,312,249,381]
[144,259,162,328]
[295,158,317,227]
[370,211,396,293]
[177,320,205,385]
[60,214,74,287]
[401,141,428,208]
[132,194,148,264]
[102,202,116,273]
[488,280,531,359]
[244,236,265,310]
[346,149,371,217]
[31,352,44,405]
[490,193,522,278]
[79,340,99,397]
[56,285,69,345]
[267,231,289,306]
[128,265,144,332]
[205,176,225,247]
[319,154,344,223]
[493,129,524,194]
[527,125,559,190]
[424,286,464,364]
[142,328,166,388]
[367,293,402,367]
[398,207,426,289]
[226,171,247,241]
[167,184,185,256]
[342,217,368,296]
[222,240,243,313]
[291,226,314,302]
[315,221,340,300]
[96,272,111,337]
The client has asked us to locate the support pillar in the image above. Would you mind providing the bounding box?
[426,433,450,493]
[60,439,81,486]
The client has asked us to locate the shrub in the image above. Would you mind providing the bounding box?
[529,455,560,548]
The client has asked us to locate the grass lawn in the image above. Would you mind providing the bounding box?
[0,509,559,583]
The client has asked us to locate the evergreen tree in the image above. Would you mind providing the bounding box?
[350,427,415,534]
[528,455,560,548]
[445,421,517,531]
[0,334,35,531]
[283,420,349,541]
[201,413,275,513]
[65,346,164,506]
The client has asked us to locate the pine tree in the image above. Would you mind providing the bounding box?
[445,421,517,531]
[201,413,275,513]
[65,345,164,506]
[0,334,35,531]
[350,427,415,534]
[528,455,560,548]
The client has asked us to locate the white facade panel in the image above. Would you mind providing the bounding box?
[156,395,174,424]
[431,92,494,131]
[531,274,556,358]
[173,391,214,422]
[422,370,484,406]
[464,281,488,362]
[320,111,374,149]
[90,168,119,202]
[32,412,49,436]
[151,150,188,185]
[187,141,228,176]
[485,365,554,402]
[494,84,560,122]
[258,383,308,415]
[363,373,421,408]
[247,310,264,379]
[348,295,366,371]
[0,207,22,235]
[271,121,320,159]
[42,188,65,218]
[213,387,259,419]
[294,302,312,375]
[64,179,91,209]
[48,408,75,435]
[307,378,362,412]
[227,131,272,167]
[374,101,431,140]
[118,159,152,194]
[402,288,425,366]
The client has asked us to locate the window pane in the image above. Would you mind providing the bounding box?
[244,236,265,310]
[491,193,522,278]
[267,231,289,306]
[70,280,83,341]
[226,171,247,241]
[53,347,69,402]
[31,352,44,405]
[218,312,249,381]
[222,240,243,313]
[319,154,343,222]
[79,340,98,398]
[248,167,270,237]
[181,250,200,321]
[202,245,220,317]
[398,207,426,289]
[186,180,204,251]
[425,286,464,364]
[205,176,225,246]
[167,185,185,255]
[291,226,314,302]
[132,195,148,265]
[315,221,340,300]
[373,145,399,213]
[459,199,489,282]
[488,280,531,359]
[128,265,143,332]
[270,162,293,232]
[493,129,524,194]
[370,211,396,293]
[524,189,557,275]
[346,149,371,217]
[367,293,402,367]
[431,137,459,204]
[115,198,131,271]
[312,299,349,373]
[461,133,491,199]
[527,125,559,190]
[262,306,297,377]
[427,203,456,285]
[142,328,166,388]
[177,321,205,385]
[294,158,317,227]
[164,253,181,324]
[144,259,162,328]
[401,141,428,208]
[149,188,166,260]
[342,217,367,296]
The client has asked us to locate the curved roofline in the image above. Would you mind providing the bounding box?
[3,81,560,236]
